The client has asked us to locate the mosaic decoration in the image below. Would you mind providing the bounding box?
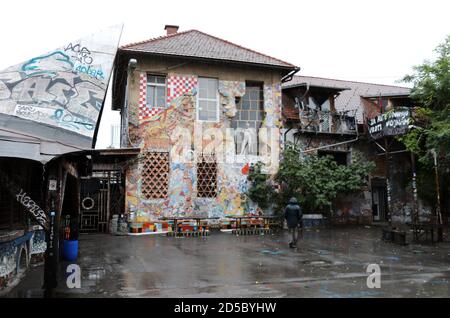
[126,72,281,221]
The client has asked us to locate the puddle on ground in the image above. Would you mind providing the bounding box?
[85,268,106,280]
[260,249,284,255]
[301,260,332,266]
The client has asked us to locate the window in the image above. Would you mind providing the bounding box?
[147,75,166,109]
[141,152,170,199]
[197,153,218,198]
[230,82,264,155]
[197,77,219,122]
[318,150,349,166]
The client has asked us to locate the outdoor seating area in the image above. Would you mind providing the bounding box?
[125,215,280,237]
[162,217,216,237]
[221,215,278,235]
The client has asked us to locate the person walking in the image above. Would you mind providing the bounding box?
[284,197,302,248]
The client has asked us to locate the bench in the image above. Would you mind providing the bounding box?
[382,228,407,245]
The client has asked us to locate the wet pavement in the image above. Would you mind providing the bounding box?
[5,226,450,297]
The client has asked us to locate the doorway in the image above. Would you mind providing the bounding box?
[79,170,124,233]
[371,178,387,222]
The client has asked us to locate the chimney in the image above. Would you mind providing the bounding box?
[164,25,179,36]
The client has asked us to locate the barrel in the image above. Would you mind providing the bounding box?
[63,240,78,261]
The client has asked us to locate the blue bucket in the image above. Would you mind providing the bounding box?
[63,240,78,261]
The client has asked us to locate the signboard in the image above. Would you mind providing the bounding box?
[367,107,412,140]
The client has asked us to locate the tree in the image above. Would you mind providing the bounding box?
[246,162,274,210]
[399,35,450,166]
[247,143,375,215]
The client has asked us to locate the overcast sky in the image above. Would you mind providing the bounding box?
[1,0,448,148]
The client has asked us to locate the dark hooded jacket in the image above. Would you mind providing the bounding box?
[284,197,302,228]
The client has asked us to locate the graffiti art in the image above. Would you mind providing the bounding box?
[0,25,122,140]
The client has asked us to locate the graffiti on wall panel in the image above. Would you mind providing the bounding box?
[0,25,122,139]
[0,243,17,278]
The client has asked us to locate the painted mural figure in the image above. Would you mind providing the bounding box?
[238,128,254,156]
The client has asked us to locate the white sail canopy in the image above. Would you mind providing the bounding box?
[0,25,123,162]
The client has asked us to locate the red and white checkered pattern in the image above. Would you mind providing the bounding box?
[167,75,197,106]
[138,73,148,120]
[140,107,163,119]
[138,73,164,121]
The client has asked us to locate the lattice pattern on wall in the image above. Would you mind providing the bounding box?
[197,153,218,198]
[141,152,170,199]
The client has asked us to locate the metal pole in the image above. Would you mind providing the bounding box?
[43,161,60,298]
[385,137,392,226]
[411,152,419,241]
[431,150,443,225]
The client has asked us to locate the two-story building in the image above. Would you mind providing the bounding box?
[112,25,298,222]
[281,76,419,225]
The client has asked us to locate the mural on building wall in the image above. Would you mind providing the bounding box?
[126,72,281,221]
[0,25,122,139]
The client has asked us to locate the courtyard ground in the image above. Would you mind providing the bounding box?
[5,226,450,298]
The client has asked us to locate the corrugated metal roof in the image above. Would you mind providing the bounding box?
[282,76,411,123]
[121,30,296,69]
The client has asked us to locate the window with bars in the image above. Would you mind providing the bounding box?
[141,152,170,199]
[197,77,219,122]
[230,82,265,155]
[147,75,166,109]
[197,153,218,198]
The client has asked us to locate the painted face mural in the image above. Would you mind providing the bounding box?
[0,25,122,139]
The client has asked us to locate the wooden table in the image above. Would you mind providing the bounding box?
[159,216,219,237]
[225,215,278,235]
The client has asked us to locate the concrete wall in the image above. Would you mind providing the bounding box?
[123,56,284,221]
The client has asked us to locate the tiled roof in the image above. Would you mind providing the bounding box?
[120,30,296,69]
[282,76,411,123]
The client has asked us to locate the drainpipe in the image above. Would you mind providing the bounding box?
[121,58,137,148]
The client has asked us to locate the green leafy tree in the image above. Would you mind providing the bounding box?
[247,143,375,215]
[246,162,274,210]
[399,35,450,166]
